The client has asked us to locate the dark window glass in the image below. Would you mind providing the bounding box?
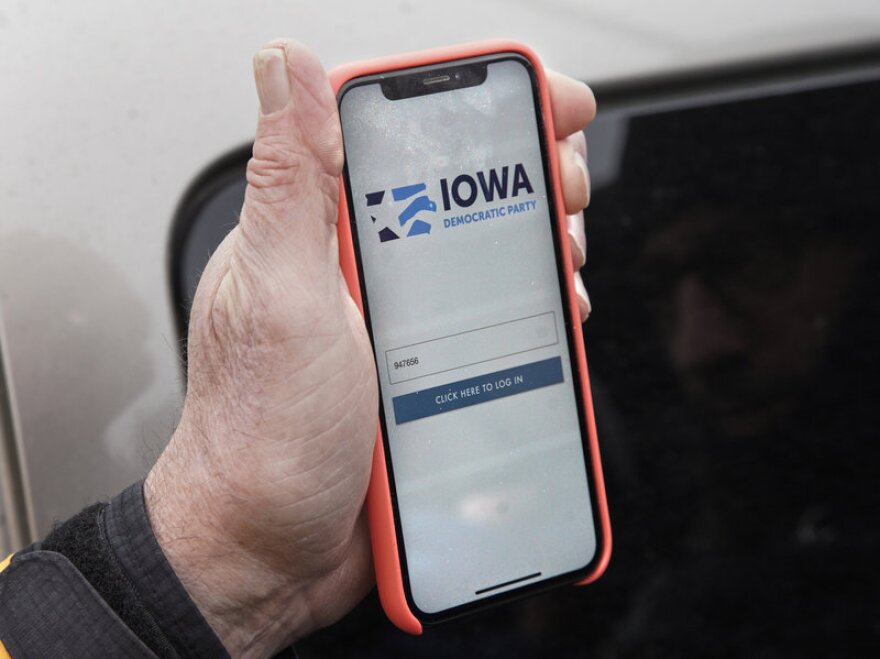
[171,63,880,656]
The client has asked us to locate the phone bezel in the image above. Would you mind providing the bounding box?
[337,52,606,624]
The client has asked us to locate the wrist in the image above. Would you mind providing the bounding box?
[144,433,317,658]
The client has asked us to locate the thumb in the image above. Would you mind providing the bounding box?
[241,39,343,270]
[186,41,350,362]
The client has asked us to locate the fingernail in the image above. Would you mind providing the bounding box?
[253,48,290,114]
[575,273,592,322]
[567,214,586,267]
[573,150,591,207]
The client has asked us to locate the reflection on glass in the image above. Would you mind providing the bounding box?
[173,71,880,658]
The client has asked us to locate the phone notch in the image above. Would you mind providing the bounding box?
[381,62,488,100]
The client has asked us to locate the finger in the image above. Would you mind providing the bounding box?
[242,40,343,259]
[567,212,586,270]
[557,137,590,214]
[547,69,597,139]
[567,129,587,163]
[558,131,590,212]
[254,39,343,177]
[574,272,592,323]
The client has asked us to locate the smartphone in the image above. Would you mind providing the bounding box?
[331,41,610,634]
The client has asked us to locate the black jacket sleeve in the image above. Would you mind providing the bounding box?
[0,482,263,658]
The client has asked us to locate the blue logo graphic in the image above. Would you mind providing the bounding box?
[365,182,437,242]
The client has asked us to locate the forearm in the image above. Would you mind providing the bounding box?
[0,482,237,658]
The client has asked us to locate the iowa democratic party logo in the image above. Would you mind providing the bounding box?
[365,182,437,242]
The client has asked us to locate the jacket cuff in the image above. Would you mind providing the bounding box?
[0,546,157,657]
[104,482,231,659]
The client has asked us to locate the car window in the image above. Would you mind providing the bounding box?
[171,64,880,656]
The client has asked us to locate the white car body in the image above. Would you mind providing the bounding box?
[1,0,879,552]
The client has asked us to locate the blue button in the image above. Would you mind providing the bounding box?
[391,357,564,425]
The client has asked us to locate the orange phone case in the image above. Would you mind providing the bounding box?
[329,40,611,635]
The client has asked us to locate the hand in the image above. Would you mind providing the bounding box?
[145,39,595,658]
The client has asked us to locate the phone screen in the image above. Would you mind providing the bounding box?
[339,55,597,617]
